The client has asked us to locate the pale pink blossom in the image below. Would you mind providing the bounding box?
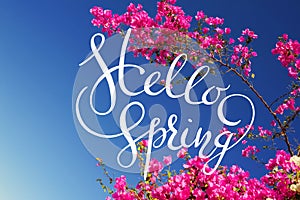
[177,148,187,158]
[163,155,172,165]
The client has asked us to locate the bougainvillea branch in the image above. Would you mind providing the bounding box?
[213,57,295,156]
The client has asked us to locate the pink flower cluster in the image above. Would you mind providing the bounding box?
[261,150,300,199]
[90,0,258,72]
[91,0,194,66]
[291,87,300,96]
[107,150,300,199]
[90,3,156,36]
[231,29,258,76]
[257,126,272,137]
[177,147,187,158]
[148,158,163,177]
[156,1,192,30]
[109,175,136,200]
[221,124,254,141]
[272,34,300,79]
[275,97,299,115]
[242,145,260,157]
[189,13,234,55]
[163,155,172,165]
[90,0,192,34]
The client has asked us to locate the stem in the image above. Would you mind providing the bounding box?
[284,110,300,129]
[270,90,291,108]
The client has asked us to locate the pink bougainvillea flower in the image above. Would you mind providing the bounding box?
[282,33,289,40]
[270,120,277,127]
[204,16,224,26]
[215,27,224,35]
[148,159,163,175]
[229,38,235,44]
[288,67,298,79]
[202,27,209,34]
[195,10,205,20]
[295,59,300,69]
[251,51,258,57]
[291,88,300,96]
[114,175,127,191]
[244,66,251,77]
[238,36,245,43]
[166,0,177,4]
[163,155,172,165]
[242,28,258,39]
[237,127,245,136]
[224,27,231,34]
[141,139,148,147]
[275,104,286,115]
[245,124,254,131]
[242,145,259,157]
[177,147,187,158]
[286,98,296,110]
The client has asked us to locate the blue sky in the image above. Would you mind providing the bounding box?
[0,0,299,199]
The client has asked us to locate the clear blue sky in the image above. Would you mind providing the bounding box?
[0,0,299,199]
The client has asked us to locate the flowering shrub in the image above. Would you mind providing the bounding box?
[91,0,300,199]
[90,0,259,76]
[99,148,300,200]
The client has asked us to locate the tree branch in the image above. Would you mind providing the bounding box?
[213,58,294,156]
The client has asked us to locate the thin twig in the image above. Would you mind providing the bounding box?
[270,85,299,107]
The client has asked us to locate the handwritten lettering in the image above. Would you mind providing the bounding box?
[75,28,255,179]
